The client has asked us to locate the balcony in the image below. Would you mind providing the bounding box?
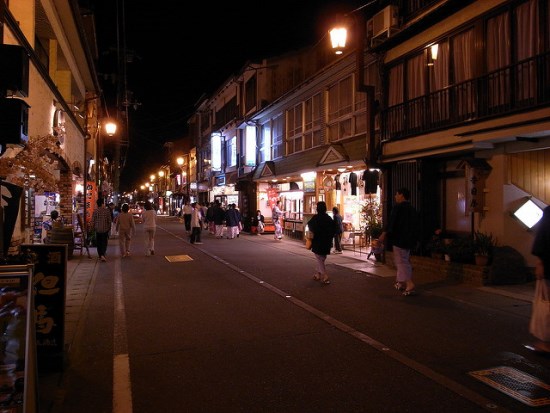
[381,51,550,142]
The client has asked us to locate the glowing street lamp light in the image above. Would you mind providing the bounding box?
[104,120,117,136]
[330,26,348,55]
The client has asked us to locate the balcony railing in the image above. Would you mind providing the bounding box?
[381,51,550,142]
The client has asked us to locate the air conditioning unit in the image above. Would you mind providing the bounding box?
[0,98,30,153]
[368,5,399,45]
[0,45,29,97]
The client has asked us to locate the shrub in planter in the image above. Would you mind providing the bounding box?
[445,236,475,264]
[473,231,496,265]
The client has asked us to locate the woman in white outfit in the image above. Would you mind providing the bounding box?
[272,200,285,240]
[142,201,157,256]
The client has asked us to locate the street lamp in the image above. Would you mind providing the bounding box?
[329,5,378,168]
[104,120,117,136]
[158,169,166,214]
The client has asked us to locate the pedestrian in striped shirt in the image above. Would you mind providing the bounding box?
[92,198,112,262]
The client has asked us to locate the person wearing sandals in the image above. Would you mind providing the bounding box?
[308,201,336,285]
[116,203,136,258]
[378,187,419,296]
[142,201,157,256]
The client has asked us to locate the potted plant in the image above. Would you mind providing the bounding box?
[445,236,475,264]
[361,197,383,242]
[473,231,496,266]
[427,229,446,259]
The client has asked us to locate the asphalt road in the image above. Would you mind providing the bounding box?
[38,216,549,413]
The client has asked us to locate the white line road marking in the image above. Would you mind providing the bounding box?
[113,258,132,413]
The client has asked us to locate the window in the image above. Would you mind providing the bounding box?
[287,103,303,155]
[245,74,257,113]
[428,40,450,125]
[451,28,476,119]
[304,93,322,149]
[327,76,354,141]
[272,115,284,159]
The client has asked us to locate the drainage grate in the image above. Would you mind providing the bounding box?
[165,254,193,262]
[469,366,550,407]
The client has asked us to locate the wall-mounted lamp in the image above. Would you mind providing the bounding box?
[428,44,439,66]
[513,198,544,228]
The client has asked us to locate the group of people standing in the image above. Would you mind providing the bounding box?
[185,200,242,241]
[91,198,157,261]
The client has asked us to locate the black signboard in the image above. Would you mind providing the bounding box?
[20,244,66,368]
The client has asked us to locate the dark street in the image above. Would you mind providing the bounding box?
[37,216,548,413]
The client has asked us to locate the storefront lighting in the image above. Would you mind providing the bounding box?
[300,172,316,181]
[513,198,543,229]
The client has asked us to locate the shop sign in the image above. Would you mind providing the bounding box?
[267,187,279,209]
[22,243,67,369]
[85,182,97,223]
[465,165,489,213]
[303,180,315,192]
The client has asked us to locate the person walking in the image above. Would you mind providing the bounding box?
[272,200,285,240]
[212,200,226,238]
[529,205,550,354]
[251,210,265,235]
[206,202,215,234]
[190,202,203,244]
[201,202,209,230]
[109,202,118,239]
[92,198,112,262]
[308,201,336,285]
[224,204,240,239]
[378,187,419,296]
[116,203,136,258]
[182,201,193,234]
[332,207,344,254]
[142,201,157,256]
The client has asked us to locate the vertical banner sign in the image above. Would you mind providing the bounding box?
[85,181,97,223]
[267,187,278,210]
[22,244,67,369]
[466,165,485,213]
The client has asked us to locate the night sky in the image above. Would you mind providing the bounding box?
[90,0,368,191]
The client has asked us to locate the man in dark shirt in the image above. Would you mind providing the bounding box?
[379,187,418,296]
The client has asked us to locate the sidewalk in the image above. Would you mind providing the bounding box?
[258,232,536,303]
